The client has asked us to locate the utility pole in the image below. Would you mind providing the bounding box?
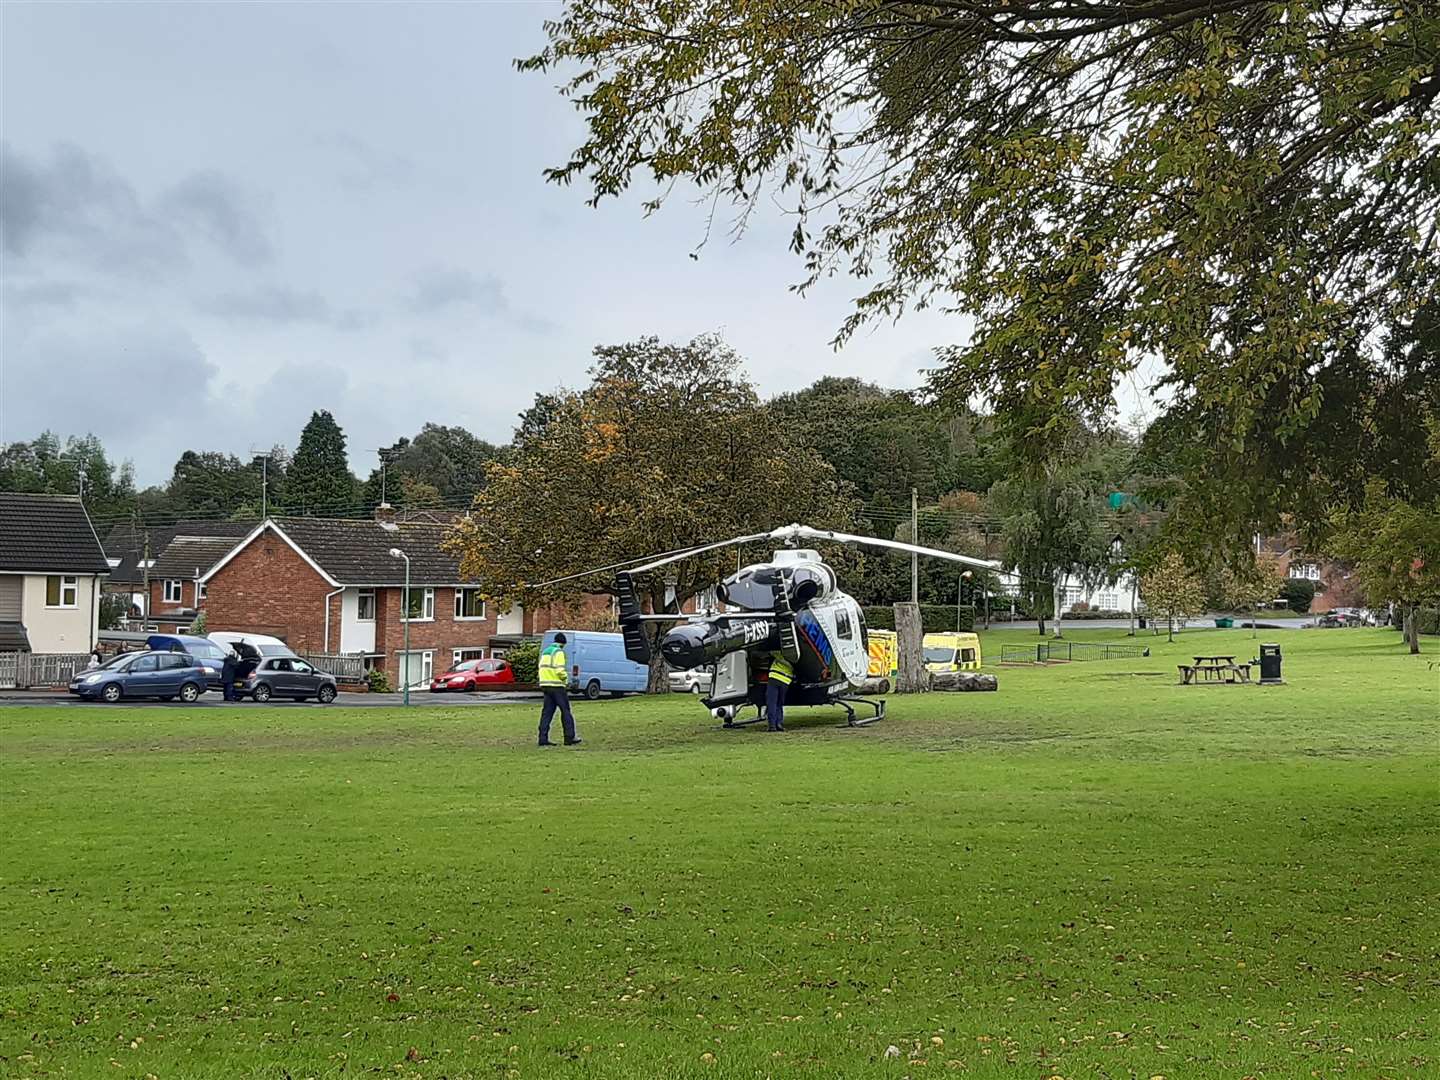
[141,528,151,631]
[910,487,919,605]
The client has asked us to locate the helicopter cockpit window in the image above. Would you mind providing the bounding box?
[835,609,853,640]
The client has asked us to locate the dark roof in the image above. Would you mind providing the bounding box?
[268,516,462,585]
[150,536,244,580]
[102,520,256,584]
[0,492,110,574]
[0,622,31,651]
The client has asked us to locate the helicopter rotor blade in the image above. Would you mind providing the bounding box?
[770,524,1002,571]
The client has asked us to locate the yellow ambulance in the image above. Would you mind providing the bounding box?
[867,629,898,684]
[922,632,983,672]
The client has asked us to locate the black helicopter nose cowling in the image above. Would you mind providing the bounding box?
[660,620,777,669]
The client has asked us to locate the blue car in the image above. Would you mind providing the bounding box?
[68,650,210,703]
[146,633,231,690]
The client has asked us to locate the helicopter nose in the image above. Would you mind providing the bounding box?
[660,624,712,669]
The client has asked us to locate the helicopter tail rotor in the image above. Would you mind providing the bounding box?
[615,571,653,665]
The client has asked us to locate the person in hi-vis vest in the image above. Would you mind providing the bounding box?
[537,633,581,746]
[766,652,793,732]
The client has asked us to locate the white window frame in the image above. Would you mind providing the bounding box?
[197,581,208,602]
[356,588,376,621]
[452,647,487,667]
[397,649,433,687]
[453,587,486,621]
[1290,563,1320,581]
[163,579,183,604]
[405,587,435,622]
[46,575,79,609]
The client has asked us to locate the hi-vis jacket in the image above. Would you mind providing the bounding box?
[768,653,794,685]
[538,645,568,688]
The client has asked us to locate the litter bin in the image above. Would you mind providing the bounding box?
[1138,616,1147,629]
[1258,642,1282,684]
[1215,617,1234,629]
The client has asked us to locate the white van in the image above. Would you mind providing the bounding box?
[208,631,295,658]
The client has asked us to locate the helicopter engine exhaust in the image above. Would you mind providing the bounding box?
[660,619,779,670]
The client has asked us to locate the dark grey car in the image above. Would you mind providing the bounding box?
[241,656,338,703]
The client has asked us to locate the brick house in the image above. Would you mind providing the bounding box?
[101,520,254,625]
[145,536,250,632]
[1257,533,1361,613]
[198,510,529,686]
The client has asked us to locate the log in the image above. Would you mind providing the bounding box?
[894,601,929,694]
[930,671,998,692]
[856,676,892,696]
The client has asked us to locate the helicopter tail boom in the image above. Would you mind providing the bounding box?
[615,571,653,665]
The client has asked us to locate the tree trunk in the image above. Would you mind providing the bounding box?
[1051,577,1063,638]
[1406,605,1421,654]
[894,602,929,694]
[646,625,668,693]
[1167,615,1175,642]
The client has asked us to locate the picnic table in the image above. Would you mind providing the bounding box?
[1178,655,1252,685]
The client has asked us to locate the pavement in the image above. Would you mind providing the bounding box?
[984,614,1317,632]
[0,688,544,708]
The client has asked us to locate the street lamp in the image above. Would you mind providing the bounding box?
[389,547,411,706]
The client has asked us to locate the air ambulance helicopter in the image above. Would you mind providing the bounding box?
[610,524,999,727]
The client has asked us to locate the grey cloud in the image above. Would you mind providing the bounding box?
[0,142,185,275]
[160,171,273,266]
[407,266,507,313]
[2,279,84,309]
[199,286,332,323]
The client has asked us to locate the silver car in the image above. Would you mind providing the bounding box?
[240,656,338,704]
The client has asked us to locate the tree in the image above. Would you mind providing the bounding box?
[988,428,1124,636]
[1218,555,1287,637]
[1141,552,1207,642]
[0,432,137,520]
[364,423,505,509]
[1332,478,1440,654]
[525,2,1437,536]
[288,411,357,515]
[1279,578,1317,614]
[448,334,858,690]
[166,451,259,518]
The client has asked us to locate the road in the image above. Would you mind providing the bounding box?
[981,614,1317,632]
[0,689,545,709]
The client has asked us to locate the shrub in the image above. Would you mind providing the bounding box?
[366,667,392,694]
[189,611,207,635]
[1418,608,1440,636]
[1070,600,1091,613]
[1279,579,1316,613]
[507,640,541,684]
[863,605,975,633]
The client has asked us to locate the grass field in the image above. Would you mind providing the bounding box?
[2,628,1436,1079]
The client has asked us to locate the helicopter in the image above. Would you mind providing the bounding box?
[613,524,1000,727]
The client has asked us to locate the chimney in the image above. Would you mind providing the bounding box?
[375,502,396,525]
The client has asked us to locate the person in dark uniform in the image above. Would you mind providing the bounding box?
[221,648,238,702]
[766,652,793,732]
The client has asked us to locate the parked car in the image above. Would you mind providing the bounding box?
[667,667,713,695]
[543,629,649,699]
[430,657,515,692]
[238,656,338,703]
[69,649,209,703]
[147,633,231,690]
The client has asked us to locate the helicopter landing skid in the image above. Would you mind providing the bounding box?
[834,695,885,727]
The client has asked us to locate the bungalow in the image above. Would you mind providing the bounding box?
[198,507,527,686]
[0,492,110,653]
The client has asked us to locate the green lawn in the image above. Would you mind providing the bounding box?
[2,629,1436,1079]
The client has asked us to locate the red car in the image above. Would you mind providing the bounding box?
[429,657,515,692]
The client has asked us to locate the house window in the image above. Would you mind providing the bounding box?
[1290,562,1320,581]
[405,587,435,621]
[357,588,376,621]
[45,575,78,608]
[453,648,487,667]
[397,650,433,687]
[197,582,207,602]
[163,579,183,603]
[454,587,486,620]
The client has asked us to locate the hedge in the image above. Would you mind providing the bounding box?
[864,605,975,633]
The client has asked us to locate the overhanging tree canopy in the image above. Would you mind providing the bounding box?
[523,1,1438,535]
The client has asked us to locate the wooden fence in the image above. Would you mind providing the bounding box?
[297,654,367,684]
[0,652,92,689]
